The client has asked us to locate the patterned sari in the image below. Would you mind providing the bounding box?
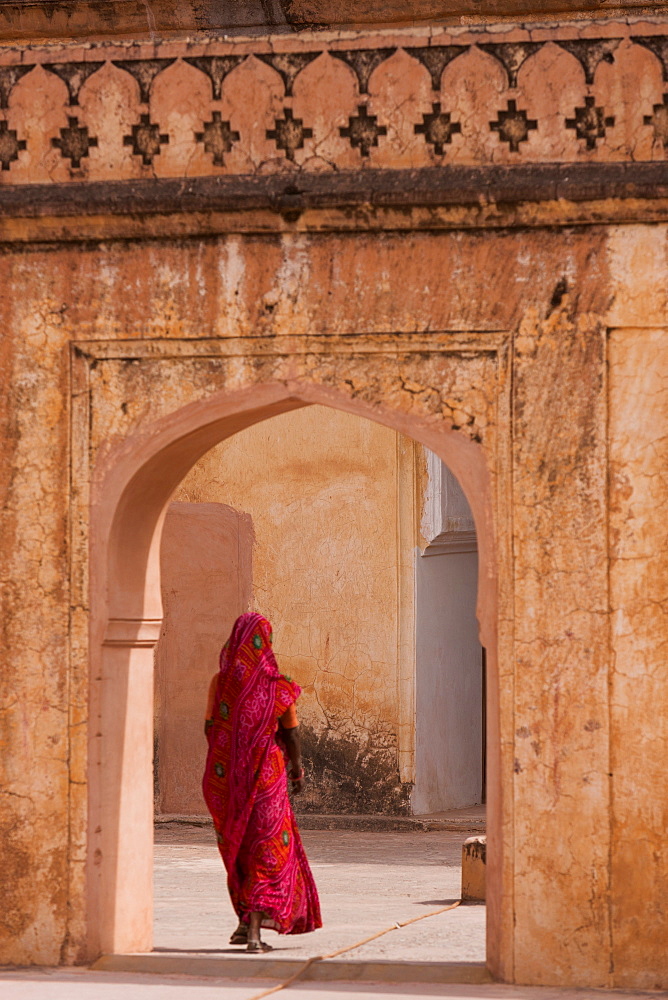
[202,612,321,935]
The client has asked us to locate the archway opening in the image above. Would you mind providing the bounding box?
[150,404,487,962]
[87,380,500,972]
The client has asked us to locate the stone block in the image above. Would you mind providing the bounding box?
[462,835,486,902]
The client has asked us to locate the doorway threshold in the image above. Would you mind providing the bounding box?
[92,953,491,985]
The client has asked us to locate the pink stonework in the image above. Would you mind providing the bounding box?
[155,502,253,816]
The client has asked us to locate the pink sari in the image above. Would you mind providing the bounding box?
[202,612,321,934]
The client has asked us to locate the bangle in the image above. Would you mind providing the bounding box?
[290,768,304,780]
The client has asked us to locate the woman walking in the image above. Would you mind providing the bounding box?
[203,612,322,952]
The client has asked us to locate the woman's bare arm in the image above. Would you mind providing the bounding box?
[279,724,304,794]
[204,673,217,738]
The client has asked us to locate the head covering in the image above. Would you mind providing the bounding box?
[211,611,301,780]
[220,611,282,683]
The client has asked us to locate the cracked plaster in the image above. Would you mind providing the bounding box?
[1,221,667,988]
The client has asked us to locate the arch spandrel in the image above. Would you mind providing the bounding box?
[83,334,504,631]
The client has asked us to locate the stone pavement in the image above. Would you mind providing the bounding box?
[152,826,485,963]
[1,969,666,999]
[2,826,664,998]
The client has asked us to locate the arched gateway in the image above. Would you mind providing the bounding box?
[83,346,503,964]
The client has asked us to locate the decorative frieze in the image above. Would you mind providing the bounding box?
[0,25,667,184]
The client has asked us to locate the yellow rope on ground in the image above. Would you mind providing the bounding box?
[245,899,461,1000]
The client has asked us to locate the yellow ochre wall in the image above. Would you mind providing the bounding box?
[165,405,414,815]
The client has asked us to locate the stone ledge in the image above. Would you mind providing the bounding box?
[0,1,665,42]
[92,953,491,983]
[155,812,487,832]
[10,162,668,218]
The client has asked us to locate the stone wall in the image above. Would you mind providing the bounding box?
[0,13,667,991]
[159,405,413,816]
[0,1,663,42]
[2,220,668,988]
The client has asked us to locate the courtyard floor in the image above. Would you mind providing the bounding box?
[2,825,666,998]
[152,824,486,964]
[1,971,666,1000]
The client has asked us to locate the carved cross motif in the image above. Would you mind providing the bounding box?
[0,119,26,170]
[266,108,313,161]
[566,96,614,150]
[340,105,387,157]
[490,99,537,152]
[123,114,169,166]
[195,111,240,166]
[52,116,98,168]
[415,103,461,156]
[644,94,668,148]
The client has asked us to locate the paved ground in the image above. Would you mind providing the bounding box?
[1,969,666,999]
[153,825,485,963]
[2,827,665,998]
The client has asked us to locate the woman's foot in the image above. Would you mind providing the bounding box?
[229,921,248,945]
[246,910,272,953]
[246,939,273,953]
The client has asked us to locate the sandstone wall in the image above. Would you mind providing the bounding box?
[1,223,666,985]
[0,1,661,43]
[162,405,413,815]
[0,14,667,990]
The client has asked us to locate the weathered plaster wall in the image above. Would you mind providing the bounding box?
[0,17,662,978]
[0,249,72,965]
[170,405,413,815]
[0,167,667,987]
[511,305,610,985]
[608,325,668,990]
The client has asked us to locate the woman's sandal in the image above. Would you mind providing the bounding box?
[229,923,248,945]
[246,940,273,953]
